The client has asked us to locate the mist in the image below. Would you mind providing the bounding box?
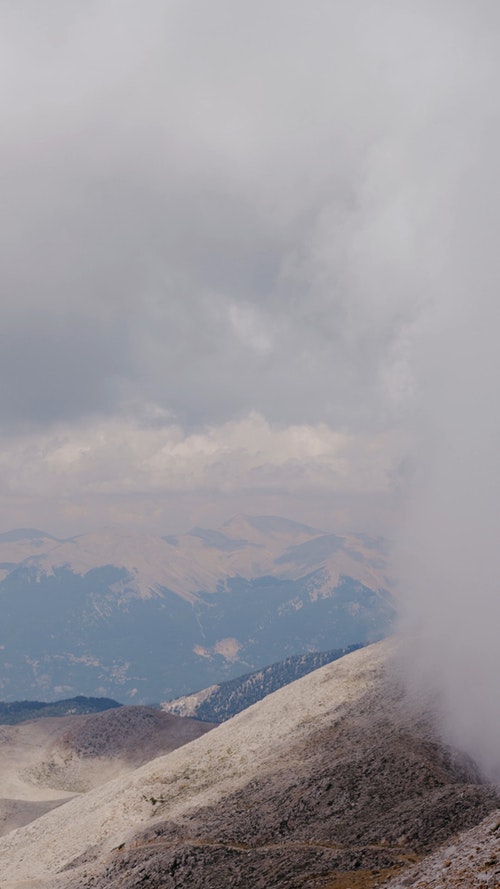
[395,108,500,777]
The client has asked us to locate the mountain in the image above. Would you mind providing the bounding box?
[0,695,121,725]
[162,642,365,722]
[0,515,395,702]
[0,705,214,839]
[0,528,62,582]
[0,640,497,888]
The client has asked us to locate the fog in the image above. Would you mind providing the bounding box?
[395,112,500,777]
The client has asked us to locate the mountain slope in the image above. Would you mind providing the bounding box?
[0,707,213,839]
[0,640,497,888]
[0,516,395,701]
[162,642,365,722]
[383,812,500,888]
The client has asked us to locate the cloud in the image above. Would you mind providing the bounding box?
[397,285,500,776]
[0,0,439,434]
[389,3,500,776]
[0,1,498,539]
[0,411,402,533]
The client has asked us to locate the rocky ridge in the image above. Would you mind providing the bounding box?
[0,640,497,888]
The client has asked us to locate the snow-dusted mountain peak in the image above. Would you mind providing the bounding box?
[0,516,390,601]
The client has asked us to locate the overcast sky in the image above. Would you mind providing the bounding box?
[0,1,497,537]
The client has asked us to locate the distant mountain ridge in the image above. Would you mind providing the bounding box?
[163,643,365,722]
[0,528,61,543]
[0,515,395,702]
[0,514,389,599]
[0,696,122,725]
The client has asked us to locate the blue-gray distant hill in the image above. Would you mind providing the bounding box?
[0,695,121,725]
[0,516,395,703]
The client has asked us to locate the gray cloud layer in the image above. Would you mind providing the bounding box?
[1,0,447,431]
[1,1,499,540]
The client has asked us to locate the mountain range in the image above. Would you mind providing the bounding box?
[0,640,497,888]
[0,515,394,702]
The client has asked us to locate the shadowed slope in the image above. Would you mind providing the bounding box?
[72,680,499,888]
[58,706,214,767]
[382,812,500,888]
[0,707,213,837]
[0,640,497,888]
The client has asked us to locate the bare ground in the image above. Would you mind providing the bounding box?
[0,707,213,836]
[68,667,500,887]
[0,642,498,888]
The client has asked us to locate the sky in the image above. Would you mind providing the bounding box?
[0,0,498,538]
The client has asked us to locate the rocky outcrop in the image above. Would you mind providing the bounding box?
[69,656,500,887]
[0,642,497,888]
